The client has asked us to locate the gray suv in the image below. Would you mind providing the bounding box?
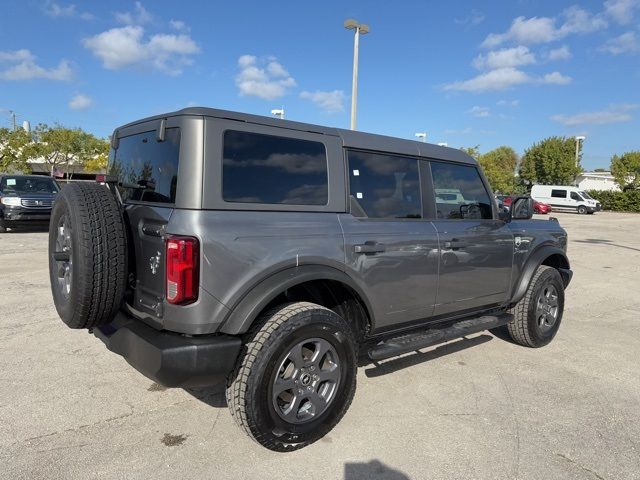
[48,108,572,451]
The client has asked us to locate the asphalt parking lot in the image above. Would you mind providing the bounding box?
[1,211,639,480]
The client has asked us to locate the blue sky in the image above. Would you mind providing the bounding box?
[1,0,639,170]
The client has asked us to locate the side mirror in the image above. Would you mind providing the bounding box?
[511,196,534,220]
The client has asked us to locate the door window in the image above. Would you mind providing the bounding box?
[570,192,582,201]
[430,162,492,219]
[347,150,421,219]
[551,189,567,198]
[222,130,328,205]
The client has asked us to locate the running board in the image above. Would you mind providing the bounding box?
[368,313,513,361]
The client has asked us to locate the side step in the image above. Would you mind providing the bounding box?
[368,313,512,361]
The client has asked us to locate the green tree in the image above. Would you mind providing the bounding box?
[0,127,32,173]
[610,151,640,190]
[478,146,518,193]
[519,136,582,185]
[28,124,109,177]
[460,145,480,159]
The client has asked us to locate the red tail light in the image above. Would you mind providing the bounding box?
[165,235,199,305]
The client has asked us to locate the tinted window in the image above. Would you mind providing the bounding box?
[348,151,421,219]
[0,176,59,194]
[570,192,582,201]
[551,189,566,198]
[430,162,492,220]
[223,130,328,205]
[108,128,180,204]
[580,191,592,199]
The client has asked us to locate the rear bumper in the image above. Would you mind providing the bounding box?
[94,312,242,388]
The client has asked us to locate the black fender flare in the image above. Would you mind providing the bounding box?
[219,265,374,335]
[510,246,571,306]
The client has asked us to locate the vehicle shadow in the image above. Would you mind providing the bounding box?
[184,383,228,408]
[344,460,410,480]
[361,334,493,378]
[574,238,640,252]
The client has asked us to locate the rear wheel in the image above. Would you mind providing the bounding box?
[577,205,587,214]
[226,302,357,452]
[507,265,564,348]
[48,183,127,329]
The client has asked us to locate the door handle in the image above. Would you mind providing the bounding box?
[443,239,468,250]
[354,243,386,254]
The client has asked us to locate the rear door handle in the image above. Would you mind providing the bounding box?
[354,243,386,254]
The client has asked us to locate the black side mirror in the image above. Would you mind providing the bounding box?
[511,197,534,220]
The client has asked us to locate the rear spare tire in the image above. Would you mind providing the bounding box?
[48,183,127,329]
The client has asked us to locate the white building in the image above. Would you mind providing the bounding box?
[575,171,620,192]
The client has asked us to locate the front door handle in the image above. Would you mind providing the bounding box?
[354,243,386,254]
[443,239,468,250]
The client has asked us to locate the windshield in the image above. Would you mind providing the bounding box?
[580,191,592,200]
[0,176,60,195]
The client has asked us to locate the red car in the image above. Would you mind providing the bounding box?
[497,196,551,214]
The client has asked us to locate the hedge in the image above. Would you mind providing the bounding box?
[586,189,640,212]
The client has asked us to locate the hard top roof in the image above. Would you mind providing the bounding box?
[115,107,476,165]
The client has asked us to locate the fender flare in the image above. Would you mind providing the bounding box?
[510,245,571,306]
[219,265,374,335]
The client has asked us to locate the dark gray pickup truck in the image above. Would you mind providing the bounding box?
[48,108,572,451]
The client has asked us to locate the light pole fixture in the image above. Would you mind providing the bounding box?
[574,135,586,167]
[270,108,285,120]
[415,132,427,142]
[437,142,448,147]
[344,19,370,131]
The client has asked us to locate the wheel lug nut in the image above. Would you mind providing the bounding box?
[310,366,315,371]
[307,386,312,391]
[298,389,303,394]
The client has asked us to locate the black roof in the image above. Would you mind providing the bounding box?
[116,107,476,165]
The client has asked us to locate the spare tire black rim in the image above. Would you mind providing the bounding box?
[271,337,341,424]
[53,215,73,300]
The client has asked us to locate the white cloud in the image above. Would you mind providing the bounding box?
[0,49,72,81]
[115,2,153,25]
[497,99,520,107]
[541,71,572,85]
[551,104,640,126]
[600,31,640,54]
[481,7,606,48]
[444,67,571,92]
[235,55,296,100]
[467,106,490,117]
[472,46,536,70]
[443,127,473,135]
[169,19,189,32]
[546,45,572,61]
[69,94,93,110]
[83,26,199,74]
[454,9,485,26]
[604,0,640,25]
[44,1,94,20]
[300,90,346,113]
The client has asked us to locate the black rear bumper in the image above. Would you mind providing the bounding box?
[94,313,242,388]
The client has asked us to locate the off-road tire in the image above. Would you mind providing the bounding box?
[507,265,564,347]
[48,183,127,329]
[577,205,587,214]
[226,302,357,452]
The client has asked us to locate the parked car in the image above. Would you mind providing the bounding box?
[0,174,59,232]
[48,107,572,451]
[533,200,552,214]
[531,184,600,214]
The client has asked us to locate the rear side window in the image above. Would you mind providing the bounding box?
[348,150,421,219]
[430,162,492,220]
[222,130,328,205]
[109,128,180,204]
[551,189,566,198]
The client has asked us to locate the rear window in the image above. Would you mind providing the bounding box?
[108,128,180,204]
[222,130,328,205]
[0,176,59,194]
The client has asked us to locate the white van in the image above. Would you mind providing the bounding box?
[531,185,601,214]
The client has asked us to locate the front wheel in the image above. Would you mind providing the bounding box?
[507,265,565,348]
[577,205,587,214]
[226,302,357,452]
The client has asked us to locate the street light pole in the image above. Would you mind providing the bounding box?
[575,135,586,167]
[415,132,427,143]
[344,19,369,131]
